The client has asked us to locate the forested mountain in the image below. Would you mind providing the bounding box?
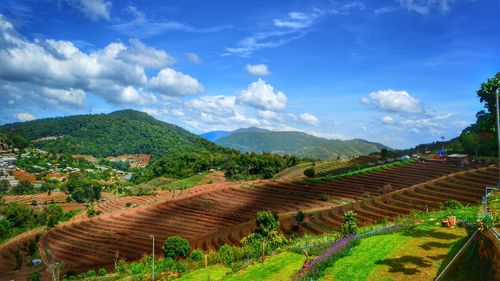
[210,129,390,160]
[200,130,231,142]
[0,110,229,158]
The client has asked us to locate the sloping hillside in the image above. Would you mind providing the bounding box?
[0,109,228,158]
[212,129,389,160]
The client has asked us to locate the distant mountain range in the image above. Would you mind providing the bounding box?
[0,109,229,159]
[201,127,390,160]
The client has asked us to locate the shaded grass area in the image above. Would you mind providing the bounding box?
[320,225,469,281]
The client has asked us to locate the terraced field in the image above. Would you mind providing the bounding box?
[36,161,489,274]
[2,192,67,205]
[275,156,377,181]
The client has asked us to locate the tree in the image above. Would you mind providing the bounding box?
[460,133,481,157]
[254,211,280,238]
[341,210,358,236]
[381,148,388,158]
[303,167,315,178]
[476,72,500,133]
[162,236,190,260]
[0,179,10,194]
[12,180,34,195]
[294,210,305,224]
[28,272,42,281]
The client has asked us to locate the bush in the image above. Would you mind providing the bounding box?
[189,249,203,261]
[294,210,305,224]
[98,268,107,276]
[442,199,464,210]
[219,244,233,266]
[341,210,358,236]
[378,184,392,195]
[162,236,190,259]
[303,167,316,178]
[255,211,280,238]
[28,272,41,281]
[319,194,330,201]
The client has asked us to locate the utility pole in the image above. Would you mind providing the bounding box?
[149,235,155,281]
[496,88,500,186]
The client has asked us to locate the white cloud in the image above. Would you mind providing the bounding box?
[186,52,202,64]
[299,113,319,125]
[118,39,176,68]
[245,64,271,76]
[111,5,231,38]
[258,110,284,122]
[0,15,202,109]
[186,95,238,117]
[238,78,287,111]
[398,0,453,15]
[76,0,111,21]
[148,68,204,96]
[361,90,423,113]
[274,12,313,29]
[15,112,35,122]
[382,116,395,125]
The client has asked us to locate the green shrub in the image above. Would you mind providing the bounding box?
[303,167,316,178]
[189,249,203,261]
[219,244,233,266]
[294,210,305,224]
[28,272,41,281]
[255,211,280,238]
[162,236,190,259]
[98,268,107,276]
[319,194,330,201]
[341,210,358,236]
[442,199,464,210]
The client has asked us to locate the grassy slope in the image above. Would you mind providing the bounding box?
[178,252,304,281]
[321,225,469,281]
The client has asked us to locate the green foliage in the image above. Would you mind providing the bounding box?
[0,179,10,194]
[189,249,203,261]
[98,268,107,276]
[219,244,233,266]
[162,236,191,260]
[476,72,500,133]
[12,180,35,195]
[303,167,315,177]
[65,173,101,203]
[342,210,358,236]
[255,211,280,238]
[294,210,305,224]
[28,272,41,281]
[442,199,464,210]
[0,109,229,159]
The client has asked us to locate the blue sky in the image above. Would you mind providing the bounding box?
[0,0,499,148]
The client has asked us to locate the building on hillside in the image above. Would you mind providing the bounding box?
[45,172,67,182]
[447,154,471,165]
[0,175,18,187]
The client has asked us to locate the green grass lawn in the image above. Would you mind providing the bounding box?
[178,265,231,281]
[225,252,305,281]
[177,252,305,281]
[320,225,469,281]
[162,173,207,190]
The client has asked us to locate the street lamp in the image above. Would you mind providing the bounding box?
[496,88,500,186]
[149,235,155,281]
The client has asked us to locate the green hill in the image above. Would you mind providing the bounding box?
[0,109,228,158]
[214,130,389,160]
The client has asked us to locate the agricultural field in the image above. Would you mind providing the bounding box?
[30,161,494,274]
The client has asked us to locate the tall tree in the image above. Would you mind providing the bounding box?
[476,72,500,133]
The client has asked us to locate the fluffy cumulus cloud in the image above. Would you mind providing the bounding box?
[148,68,204,96]
[245,64,271,76]
[186,95,238,117]
[361,90,423,113]
[15,112,35,122]
[299,113,319,125]
[238,78,287,111]
[0,15,202,110]
[382,116,395,125]
[75,0,112,21]
[117,39,176,68]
